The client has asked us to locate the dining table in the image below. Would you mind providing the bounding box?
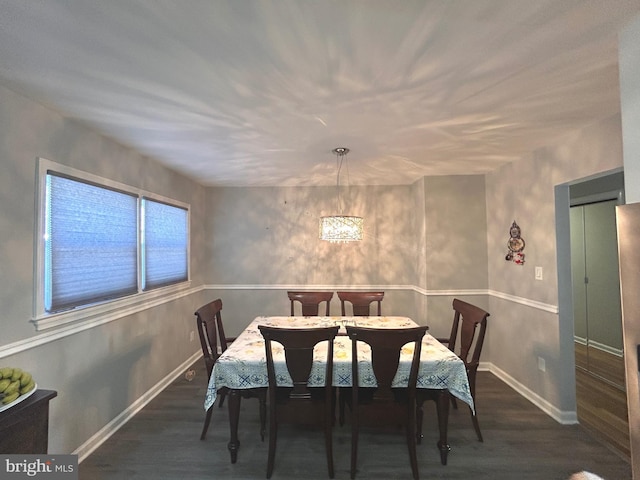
[204,315,473,464]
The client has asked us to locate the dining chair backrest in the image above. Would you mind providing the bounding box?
[445,298,489,374]
[194,298,227,378]
[259,325,340,479]
[288,291,334,316]
[338,291,384,316]
[346,325,427,403]
[260,325,340,401]
[194,298,242,439]
[440,298,489,442]
[345,325,427,480]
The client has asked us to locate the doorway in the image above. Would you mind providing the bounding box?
[569,173,628,457]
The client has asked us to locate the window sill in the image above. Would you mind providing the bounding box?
[31,281,194,332]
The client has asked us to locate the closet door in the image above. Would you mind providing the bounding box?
[572,199,624,386]
[570,207,588,370]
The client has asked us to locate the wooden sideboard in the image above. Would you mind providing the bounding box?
[0,389,57,454]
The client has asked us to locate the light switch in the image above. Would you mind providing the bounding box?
[535,266,543,280]
[538,356,546,372]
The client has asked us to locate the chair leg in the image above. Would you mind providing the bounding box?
[259,394,267,442]
[266,410,277,479]
[406,404,419,480]
[470,406,483,442]
[200,406,213,440]
[350,408,358,479]
[325,403,335,478]
[331,388,337,426]
[466,370,482,441]
[435,390,451,466]
[416,400,424,445]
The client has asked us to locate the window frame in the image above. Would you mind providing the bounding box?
[33,158,191,331]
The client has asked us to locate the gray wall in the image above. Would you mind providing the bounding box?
[0,83,207,454]
[423,175,489,338]
[203,176,489,339]
[206,184,417,286]
[486,114,624,416]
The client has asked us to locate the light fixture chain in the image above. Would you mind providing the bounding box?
[333,147,348,214]
[336,149,344,214]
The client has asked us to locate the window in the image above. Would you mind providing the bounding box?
[44,174,138,312]
[141,198,188,290]
[35,159,190,320]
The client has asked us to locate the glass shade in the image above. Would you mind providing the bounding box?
[319,215,364,243]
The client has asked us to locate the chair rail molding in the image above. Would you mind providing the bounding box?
[204,284,559,314]
[0,284,204,360]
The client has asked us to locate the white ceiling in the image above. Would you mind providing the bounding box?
[0,1,638,187]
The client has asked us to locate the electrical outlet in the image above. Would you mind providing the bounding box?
[535,266,543,280]
[190,331,195,342]
[538,356,546,372]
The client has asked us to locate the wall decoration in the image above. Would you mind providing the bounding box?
[505,221,525,265]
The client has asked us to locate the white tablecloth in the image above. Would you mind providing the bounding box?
[204,316,473,411]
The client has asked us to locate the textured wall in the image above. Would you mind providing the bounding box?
[424,175,488,291]
[485,114,624,411]
[0,83,206,453]
[203,176,489,337]
[206,184,417,286]
[421,175,489,337]
[411,178,428,324]
[204,183,425,333]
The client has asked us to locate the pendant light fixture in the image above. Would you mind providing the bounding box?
[319,147,364,243]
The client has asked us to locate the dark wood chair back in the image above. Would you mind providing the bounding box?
[338,291,384,316]
[445,299,489,388]
[195,298,227,379]
[288,291,333,316]
[439,298,489,442]
[194,298,243,439]
[259,325,340,479]
[345,325,428,480]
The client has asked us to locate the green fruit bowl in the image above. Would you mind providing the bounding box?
[0,383,37,413]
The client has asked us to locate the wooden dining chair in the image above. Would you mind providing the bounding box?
[259,325,340,479]
[287,291,333,316]
[337,291,384,316]
[195,298,265,441]
[344,325,428,480]
[419,298,489,443]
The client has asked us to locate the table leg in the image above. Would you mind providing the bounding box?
[435,390,451,465]
[227,389,242,463]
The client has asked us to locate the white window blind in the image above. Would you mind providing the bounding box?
[45,174,138,313]
[37,160,191,323]
[142,198,188,290]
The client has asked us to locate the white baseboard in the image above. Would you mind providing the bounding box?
[74,350,202,463]
[483,362,578,425]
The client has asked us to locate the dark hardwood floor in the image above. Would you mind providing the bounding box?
[79,362,631,480]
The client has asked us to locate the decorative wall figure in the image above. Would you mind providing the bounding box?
[505,221,525,265]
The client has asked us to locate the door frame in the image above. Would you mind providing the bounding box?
[554,168,624,412]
